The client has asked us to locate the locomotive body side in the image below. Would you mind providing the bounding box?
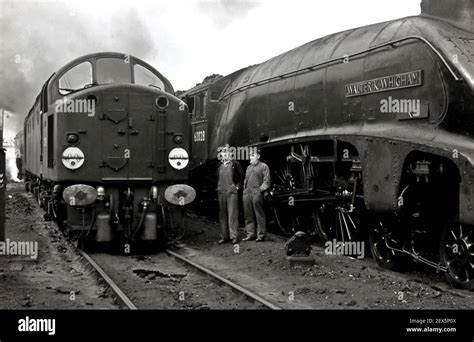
[186,2,474,288]
[215,15,474,216]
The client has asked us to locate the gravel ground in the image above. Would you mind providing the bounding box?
[0,182,116,309]
[178,212,473,309]
[2,181,472,310]
[90,252,267,309]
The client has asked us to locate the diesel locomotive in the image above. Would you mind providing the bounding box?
[182,0,474,288]
[18,52,195,248]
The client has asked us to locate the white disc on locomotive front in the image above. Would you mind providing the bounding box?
[62,146,85,170]
[168,147,189,170]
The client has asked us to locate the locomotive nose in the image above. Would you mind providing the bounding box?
[99,91,158,180]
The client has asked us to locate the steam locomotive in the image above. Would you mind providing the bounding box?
[18,52,195,249]
[182,0,474,288]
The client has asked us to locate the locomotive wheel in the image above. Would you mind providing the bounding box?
[76,237,98,252]
[311,210,329,242]
[368,217,407,270]
[163,207,186,241]
[37,192,43,208]
[316,200,364,243]
[440,224,474,290]
[270,206,296,236]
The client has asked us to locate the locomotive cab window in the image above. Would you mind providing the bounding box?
[186,96,195,115]
[134,64,165,90]
[97,57,132,85]
[194,95,201,118]
[190,92,207,119]
[58,62,93,95]
[201,91,207,118]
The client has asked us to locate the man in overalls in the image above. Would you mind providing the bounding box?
[217,145,243,245]
[242,149,271,242]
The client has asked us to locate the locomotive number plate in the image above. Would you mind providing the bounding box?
[194,130,206,142]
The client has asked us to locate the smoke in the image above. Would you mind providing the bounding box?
[1,110,21,181]
[0,0,420,116]
[1,0,161,181]
[0,0,157,121]
[6,146,19,182]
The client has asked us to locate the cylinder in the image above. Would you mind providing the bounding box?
[141,212,157,241]
[95,213,114,242]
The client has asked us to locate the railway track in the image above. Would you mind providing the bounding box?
[165,249,282,310]
[78,250,138,310]
[78,248,282,310]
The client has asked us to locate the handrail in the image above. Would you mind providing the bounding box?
[218,36,462,102]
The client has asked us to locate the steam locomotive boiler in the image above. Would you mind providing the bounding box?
[19,52,195,249]
[183,0,474,288]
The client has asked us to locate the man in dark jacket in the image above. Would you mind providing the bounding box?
[242,149,271,242]
[217,145,244,245]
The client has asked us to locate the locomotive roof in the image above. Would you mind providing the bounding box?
[190,13,473,102]
[54,51,175,94]
[24,52,176,125]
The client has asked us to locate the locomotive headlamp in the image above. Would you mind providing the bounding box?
[66,133,79,144]
[173,134,183,144]
[96,186,105,200]
[62,147,85,170]
[168,147,189,170]
[53,184,63,196]
[156,96,169,110]
[150,186,159,201]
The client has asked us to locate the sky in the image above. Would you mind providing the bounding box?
[0,0,421,130]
